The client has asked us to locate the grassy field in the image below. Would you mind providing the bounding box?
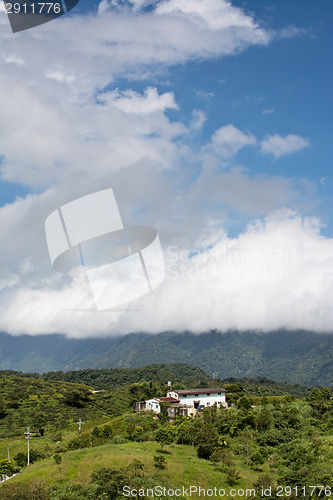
[1,440,270,498]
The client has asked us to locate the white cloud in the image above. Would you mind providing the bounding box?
[262,107,275,115]
[261,134,310,158]
[0,1,329,339]
[201,124,257,168]
[190,109,207,132]
[277,25,306,39]
[98,87,178,114]
[0,209,332,336]
[0,0,271,188]
[155,0,262,31]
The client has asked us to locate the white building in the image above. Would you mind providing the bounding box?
[166,388,226,409]
[144,396,180,413]
[134,387,227,415]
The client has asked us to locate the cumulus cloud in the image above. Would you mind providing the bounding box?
[0,0,271,188]
[262,107,275,115]
[201,124,257,168]
[0,209,332,337]
[98,87,178,114]
[0,0,328,338]
[261,133,310,158]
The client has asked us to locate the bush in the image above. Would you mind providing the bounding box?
[14,449,45,467]
[91,466,128,499]
[0,481,50,499]
[153,455,167,469]
[0,459,19,477]
[53,453,62,465]
[50,483,98,499]
[226,468,240,485]
[250,450,265,468]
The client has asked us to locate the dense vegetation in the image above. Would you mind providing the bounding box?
[0,330,332,385]
[0,365,332,499]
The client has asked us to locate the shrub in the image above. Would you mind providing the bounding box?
[0,459,19,477]
[153,455,167,469]
[14,449,44,467]
[53,453,62,465]
[0,481,50,499]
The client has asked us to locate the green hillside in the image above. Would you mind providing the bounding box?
[0,329,332,386]
[89,330,333,386]
[0,368,331,499]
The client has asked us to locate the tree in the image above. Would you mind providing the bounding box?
[63,390,89,408]
[101,425,112,442]
[176,420,191,445]
[0,399,7,419]
[91,426,100,438]
[153,455,167,469]
[155,428,173,450]
[133,426,144,441]
[32,412,47,437]
[127,459,144,477]
[237,396,252,410]
[250,451,265,469]
[310,388,322,402]
[195,423,219,459]
[226,468,240,485]
[0,459,18,477]
[256,408,272,430]
[321,387,331,400]
[210,449,234,472]
[14,450,44,468]
[91,466,128,500]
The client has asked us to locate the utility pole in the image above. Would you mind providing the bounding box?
[24,427,31,467]
[76,418,83,443]
[7,444,10,462]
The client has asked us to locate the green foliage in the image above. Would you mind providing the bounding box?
[42,363,219,391]
[0,459,18,477]
[226,468,240,485]
[32,411,47,436]
[14,449,45,467]
[237,396,252,410]
[155,427,173,450]
[195,422,219,459]
[0,481,50,499]
[153,454,167,469]
[0,366,332,498]
[91,466,128,499]
[1,330,333,386]
[53,453,62,464]
[90,460,148,499]
[63,390,90,408]
[0,399,7,419]
[250,450,265,468]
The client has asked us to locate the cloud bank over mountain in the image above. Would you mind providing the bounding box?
[0,0,332,337]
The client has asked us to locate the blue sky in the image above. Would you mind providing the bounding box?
[0,0,332,336]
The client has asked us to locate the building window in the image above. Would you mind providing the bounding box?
[218,392,221,395]
[194,394,199,397]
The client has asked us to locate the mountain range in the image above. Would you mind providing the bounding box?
[0,329,332,386]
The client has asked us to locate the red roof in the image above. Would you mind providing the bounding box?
[173,387,226,396]
[157,397,180,403]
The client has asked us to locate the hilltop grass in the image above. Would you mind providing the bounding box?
[2,441,268,498]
